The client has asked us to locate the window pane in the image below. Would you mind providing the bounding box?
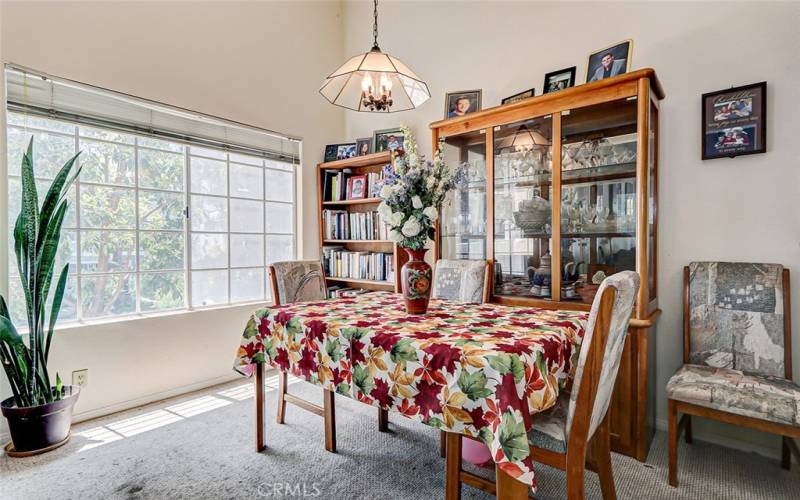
[265,169,293,202]
[139,137,183,153]
[140,232,184,271]
[80,230,136,273]
[7,127,75,178]
[139,190,184,230]
[8,178,77,228]
[230,163,263,199]
[8,276,78,326]
[140,272,185,312]
[80,185,136,229]
[189,146,226,160]
[230,199,263,233]
[78,126,135,144]
[265,202,293,233]
[8,112,75,134]
[266,235,294,264]
[191,270,228,307]
[231,268,264,302]
[139,148,184,191]
[191,233,228,269]
[190,157,227,195]
[190,195,227,232]
[265,159,294,171]
[231,234,264,268]
[81,273,136,318]
[230,153,263,166]
[79,139,135,186]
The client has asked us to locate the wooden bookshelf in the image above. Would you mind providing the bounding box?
[317,151,406,292]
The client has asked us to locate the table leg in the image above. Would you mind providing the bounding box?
[324,389,336,453]
[495,465,528,500]
[445,432,462,500]
[378,408,389,432]
[255,363,265,452]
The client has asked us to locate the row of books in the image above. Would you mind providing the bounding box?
[326,286,371,299]
[322,247,394,282]
[322,209,389,241]
[321,168,385,202]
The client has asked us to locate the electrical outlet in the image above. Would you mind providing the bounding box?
[72,369,88,387]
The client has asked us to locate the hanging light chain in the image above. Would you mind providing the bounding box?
[372,0,379,50]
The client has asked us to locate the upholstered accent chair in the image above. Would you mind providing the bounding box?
[667,262,798,487]
[444,271,640,500]
[431,259,491,303]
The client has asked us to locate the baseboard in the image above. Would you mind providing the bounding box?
[655,417,782,460]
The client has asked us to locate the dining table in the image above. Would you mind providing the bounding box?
[233,291,589,494]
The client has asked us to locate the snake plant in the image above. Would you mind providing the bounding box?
[0,138,81,408]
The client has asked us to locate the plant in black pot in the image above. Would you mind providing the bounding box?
[1,139,81,456]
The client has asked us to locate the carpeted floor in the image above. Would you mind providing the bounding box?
[2,374,798,499]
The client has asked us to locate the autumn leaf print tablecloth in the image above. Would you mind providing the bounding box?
[234,291,588,490]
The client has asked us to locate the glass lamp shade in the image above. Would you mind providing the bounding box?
[319,49,430,112]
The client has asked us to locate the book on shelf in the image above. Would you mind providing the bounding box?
[321,247,394,282]
[322,209,389,241]
[321,166,386,202]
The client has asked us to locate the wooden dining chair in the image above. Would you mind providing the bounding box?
[444,271,640,500]
[667,262,798,487]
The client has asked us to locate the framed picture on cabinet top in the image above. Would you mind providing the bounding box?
[543,66,576,93]
[444,89,482,119]
[502,88,535,105]
[355,137,373,156]
[324,143,356,162]
[373,128,404,152]
[586,39,632,83]
[702,82,767,160]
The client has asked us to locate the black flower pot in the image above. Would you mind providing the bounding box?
[1,385,80,455]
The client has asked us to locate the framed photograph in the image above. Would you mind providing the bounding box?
[502,88,535,105]
[543,67,576,94]
[355,137,373,156]
[702,82,767,160]
[444,90,482,119]
[373,128,404,152]
[324,143,356,162]
[346,175,368,200]
[586,40,633,83]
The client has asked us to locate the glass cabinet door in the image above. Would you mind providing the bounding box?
[493,116,554,300]
[440,129,486,260]
[560,98,638,305]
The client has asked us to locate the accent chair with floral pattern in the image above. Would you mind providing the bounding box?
[667,262,799,487]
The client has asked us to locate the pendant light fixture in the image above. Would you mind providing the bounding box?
[319,0,430,112]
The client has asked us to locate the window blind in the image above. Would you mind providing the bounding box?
[5,64,300,163]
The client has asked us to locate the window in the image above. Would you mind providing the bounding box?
[6,111,297,325]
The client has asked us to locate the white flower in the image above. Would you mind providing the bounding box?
[388,229,403,243]
[377,202,392,219]
[379,185,394,199]
[412,196,423,209]
[388,211,405,226]
[401,216,421,237]
[423,206,438,222]
[426,176,436,189]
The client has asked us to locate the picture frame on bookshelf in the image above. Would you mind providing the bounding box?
[543,66,576,93]
[374,128,404,152]
[346,175,368,200]
[356,137,373,156]
[502,87,535,105]
[324,142,357,162]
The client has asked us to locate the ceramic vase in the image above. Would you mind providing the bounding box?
[401,247,431,314]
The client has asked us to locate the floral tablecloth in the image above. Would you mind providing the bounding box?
[234,291,588,491]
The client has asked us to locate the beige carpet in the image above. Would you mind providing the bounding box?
[2,375,798,499]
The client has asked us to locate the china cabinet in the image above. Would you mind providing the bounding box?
[431,69,664,460]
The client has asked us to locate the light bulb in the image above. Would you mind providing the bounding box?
[361,74,373,93]
[380,73,392,91]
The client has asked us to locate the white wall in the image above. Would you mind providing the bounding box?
[343,1,800,456]
[0,1,345,435]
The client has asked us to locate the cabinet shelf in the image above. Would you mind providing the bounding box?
[323,239,393,244]
[322,197,381,206]
[325,277,395,288]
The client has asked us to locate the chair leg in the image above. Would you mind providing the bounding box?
[593,417,617,500]
[445,432,463,500]
[276,370,287,424]
[668,399,679,487]
[440,430,446,458]
[323,389,336,453]
[378,408,389,432]
[566,450,587,500]
[254,363,265,452]
[782,436,791,470]
[496,464,529,499]
[684,414,693,444]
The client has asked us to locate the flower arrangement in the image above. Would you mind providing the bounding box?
[376,126,467,250]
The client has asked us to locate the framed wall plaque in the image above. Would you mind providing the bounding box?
[702,82,767,160]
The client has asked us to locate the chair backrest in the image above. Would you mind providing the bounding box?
[684,262,791,379]
[269,260,326,305]
[431,259,490,303]
[566,271,639,442]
